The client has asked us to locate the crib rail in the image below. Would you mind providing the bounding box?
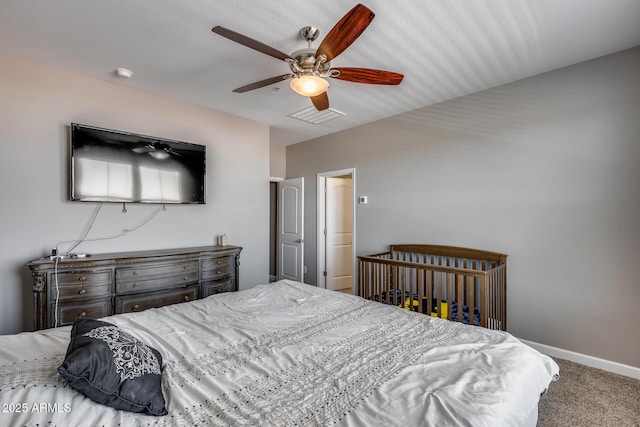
[358,245,507,330]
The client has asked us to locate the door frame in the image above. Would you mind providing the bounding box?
[316,168,356,292]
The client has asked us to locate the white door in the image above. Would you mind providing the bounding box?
[277,177,304,282]
[325,177,353,291]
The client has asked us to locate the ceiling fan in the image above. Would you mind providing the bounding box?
[212,3,403,111]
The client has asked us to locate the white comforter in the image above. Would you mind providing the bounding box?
[0,280,558,426]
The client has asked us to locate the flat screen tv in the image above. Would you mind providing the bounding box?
[70,123,206,204]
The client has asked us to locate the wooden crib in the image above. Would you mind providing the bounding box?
[357,245,508,330]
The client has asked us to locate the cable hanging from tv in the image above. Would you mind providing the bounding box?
[53,203,166,257]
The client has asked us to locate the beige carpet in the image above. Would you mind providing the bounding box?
[537,358,640,427]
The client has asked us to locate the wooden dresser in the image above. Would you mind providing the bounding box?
[27,245,242,330]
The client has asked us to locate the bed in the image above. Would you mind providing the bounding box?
[358,245,508,330]
[0,279,558,426]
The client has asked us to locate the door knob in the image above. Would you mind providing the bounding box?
[295,239,303,243]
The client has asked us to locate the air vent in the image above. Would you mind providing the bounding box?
[288,105,346,124]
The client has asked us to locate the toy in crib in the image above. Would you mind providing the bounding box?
[402,298,448,319]
[372,291,478,325]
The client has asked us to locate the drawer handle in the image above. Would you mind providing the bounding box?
[133,304,140,311]
[79,289,87,295]
[132,271,138,276]
[183,276,189,281]
[217,269,222,274]
[132,283,138,288]
[78,276,87,282]
[184,296,190,302]
[217,260,222,265]
[79,312,87,317]
[183,265,188,269]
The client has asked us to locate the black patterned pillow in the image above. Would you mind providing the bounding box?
[58,317,167,416]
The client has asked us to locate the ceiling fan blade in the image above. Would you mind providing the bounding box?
[311,92,330,111]
[232,74,292,93]
[315,4,375,62]
[132,145,152,154]
[330,67,404,85]
[212,26,291,61]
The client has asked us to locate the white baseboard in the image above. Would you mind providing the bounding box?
[519,339,640,380]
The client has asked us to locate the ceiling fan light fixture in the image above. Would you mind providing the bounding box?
[289,75,329,97]
[149,150,170,160]
[114,67,133,79]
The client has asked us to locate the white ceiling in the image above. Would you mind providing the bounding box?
[1,0,639,146]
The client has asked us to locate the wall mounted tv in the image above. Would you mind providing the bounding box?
[70,123,206,204]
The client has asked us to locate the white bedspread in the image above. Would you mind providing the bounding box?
[0,280,558,426]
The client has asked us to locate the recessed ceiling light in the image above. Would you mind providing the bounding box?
[114,67,133,79]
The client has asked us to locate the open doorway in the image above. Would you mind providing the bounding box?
[269,179,281,282]
[317,169,355,293]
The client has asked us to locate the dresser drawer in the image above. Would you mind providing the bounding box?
[49,270,112,302]
[56,282,111,302]
[201,256,234,281]
[115,272,198,294]
[201,256,232,270]
[52,270,112,287]
[115,261,199,294]
[201,277,236,298]
[116,260,198,282]
[52,298,112,327]
[114,285,197,314]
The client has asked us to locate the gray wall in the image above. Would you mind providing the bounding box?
[0,52,270,334]
[270,142,286,179]
[286,47,640,368]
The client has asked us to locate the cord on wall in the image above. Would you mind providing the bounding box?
[54,203,165,256]
[57,202,103,256]
[54,256,60,328]
[48,203,166,327]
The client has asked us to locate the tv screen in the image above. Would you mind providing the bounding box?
[70,123,206,204]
